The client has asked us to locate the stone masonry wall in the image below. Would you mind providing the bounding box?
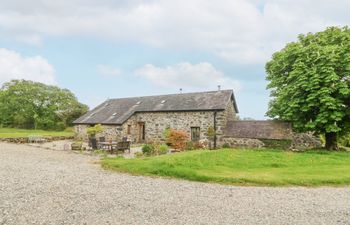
[74,124,123,141]
[216,100,236,143]
[124,111,215,143]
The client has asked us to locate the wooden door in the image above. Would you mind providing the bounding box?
[138,122,145,142]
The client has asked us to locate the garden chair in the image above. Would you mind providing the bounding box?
[113,141,131,154]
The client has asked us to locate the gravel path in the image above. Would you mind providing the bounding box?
[1,143,350,225]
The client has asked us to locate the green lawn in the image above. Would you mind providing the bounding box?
[0,127,74,138]
[102,149,350,186]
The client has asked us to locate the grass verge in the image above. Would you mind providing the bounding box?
[0,127,74,138]
[102,148,350,187]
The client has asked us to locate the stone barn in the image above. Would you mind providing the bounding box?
[73,90,238,147]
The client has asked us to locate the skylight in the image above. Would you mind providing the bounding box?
[112,112,117,116]
[161,100,166,104]
[136,101,142,105]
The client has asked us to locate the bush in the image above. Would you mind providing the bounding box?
[142,144,155,155]
[222,143,230,148]
[340,134,350,147]
[186,141,195,150]
[167,129,189,151]
[163,127,171,139]
[135,152,144,158]
[196,139,209,149]
[87,124,104,136]
[55,122,66,131]
[159,144,169,155]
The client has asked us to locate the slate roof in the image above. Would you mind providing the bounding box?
[73,89,238,125]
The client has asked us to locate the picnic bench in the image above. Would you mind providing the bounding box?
[114,141,131,153]
[28,135,47,143]
[99,141,131,154]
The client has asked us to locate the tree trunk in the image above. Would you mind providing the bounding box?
[325,132,338,150]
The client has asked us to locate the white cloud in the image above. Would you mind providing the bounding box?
[0,0,349,63]
[0,48,56,86]
[97,64,121,77]
[135,62,241,91]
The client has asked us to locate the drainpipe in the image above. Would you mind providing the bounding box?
[213,111,217,149]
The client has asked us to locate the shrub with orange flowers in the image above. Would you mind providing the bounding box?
[167,128,189,151]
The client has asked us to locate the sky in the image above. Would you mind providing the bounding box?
[0,0,349,119]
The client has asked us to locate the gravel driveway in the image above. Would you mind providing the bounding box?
[1,143,350,225]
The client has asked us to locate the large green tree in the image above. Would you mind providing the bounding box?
[0,80,88,130]
[266,27,350,150]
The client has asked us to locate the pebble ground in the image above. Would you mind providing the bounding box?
[1,143,350,225]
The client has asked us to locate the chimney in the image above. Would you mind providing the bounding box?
[218,85,221,91]
[179,88,183,94]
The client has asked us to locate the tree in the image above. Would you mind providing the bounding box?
[0,79,88,130]
[266,27,350,150]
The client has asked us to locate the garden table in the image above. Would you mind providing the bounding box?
[99,141,118,152]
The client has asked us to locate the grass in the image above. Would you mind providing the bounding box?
[0,127,74,138]
[102,148,350,187]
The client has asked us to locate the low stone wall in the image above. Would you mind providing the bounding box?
[221,134,322,150]
[290,133,322,150]
[221,137,265,148]
[225,121,292,140]
[0,136,74,144]
[221,120,323,150]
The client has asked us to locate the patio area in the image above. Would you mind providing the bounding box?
[27,140,142,158]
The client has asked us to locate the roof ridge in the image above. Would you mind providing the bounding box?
[107,89,233,101]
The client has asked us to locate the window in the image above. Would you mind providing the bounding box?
[127,125,131,135]
[191,127,200,141]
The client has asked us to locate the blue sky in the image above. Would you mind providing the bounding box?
[0,0,349,119]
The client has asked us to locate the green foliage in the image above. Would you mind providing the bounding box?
[207,126,216,140]
[0,79,88,130]
[222,143,230,148]
[259,139,292,149]
[339,134,350,147]
[158,144,169,155]
[135,152,144,158]
[186,141,195,150]
[266,27,350,149]
[87,124,104,136]
[102,148,350,186]
[163,127,171,140]
[141,141,168,156]
[0,127,74,138]
[142,144,155,155]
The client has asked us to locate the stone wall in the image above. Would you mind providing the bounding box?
[74,124,123,141]
[74,125,88,140]
[290,133,322,150]
[224,120,292,140]
[125,110,216,143]
[219,120,293,149]
[216,100,236,142]
[221,137,265,148]
[221,121,323,150]
[0,136,73,144]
